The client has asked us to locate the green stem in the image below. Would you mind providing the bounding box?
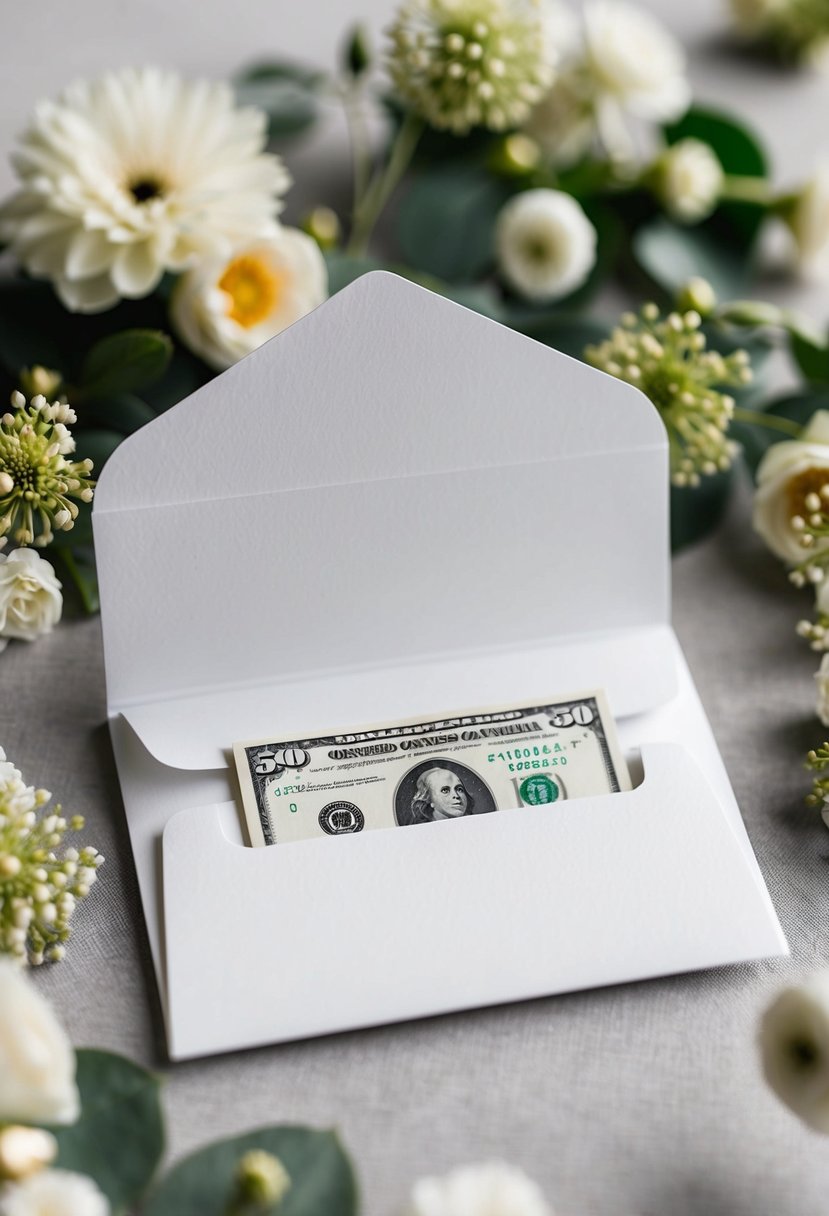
[732,406,803,436]
[721,175,774,206]
[342,81,372,220]
[347,111,424,255]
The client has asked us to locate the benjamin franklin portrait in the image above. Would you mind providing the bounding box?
[394,759,498,826]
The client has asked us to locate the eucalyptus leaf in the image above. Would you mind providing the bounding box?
[511,314,611,360]
[234,61,325,139]
[82,330,173,399]
[324,253,384,295]
[82,393,156,434]
[632,217,750,302]
[142,1126,357,1216]
[790,328,829,384]
[49,1050,164,1212]
[396,166,510,283]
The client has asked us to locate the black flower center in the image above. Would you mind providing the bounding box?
[129,177,164,204]
[787,1035,820,1071]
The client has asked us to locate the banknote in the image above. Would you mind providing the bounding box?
[233,690,630,847]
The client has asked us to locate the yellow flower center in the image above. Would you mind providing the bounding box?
[787,468,829,519]
[218,255,281,329]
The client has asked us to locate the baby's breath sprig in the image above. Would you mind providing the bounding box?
[806,742,829,810]
[0,747,103,965]
[585,303,753,486]
[0,391,95,550]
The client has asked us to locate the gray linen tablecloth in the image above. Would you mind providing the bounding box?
[3,1,829,1211]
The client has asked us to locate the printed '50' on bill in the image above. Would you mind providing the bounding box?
[233,690,630,847]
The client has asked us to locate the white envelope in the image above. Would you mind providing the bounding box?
[93,271,787,1061]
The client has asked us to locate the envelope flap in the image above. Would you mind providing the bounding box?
[93,271,664,512]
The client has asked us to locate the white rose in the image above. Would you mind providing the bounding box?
[787,165,829,280]
[0,1169,109,1216]
[0,960,79,1125]
[583,1,691,125]
[759,970,829,1132]
[753,411,829,563]
[654,139,724,223]
[171,229,328,371]
[406,1163,552,1216]
[0,550,62,649]
[495,189,597,302]
[524,67,596,168]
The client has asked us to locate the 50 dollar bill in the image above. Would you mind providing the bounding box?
[233,690,630,846]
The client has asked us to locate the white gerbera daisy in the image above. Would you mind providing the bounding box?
[170,229,328,370]
[0,68,291,313]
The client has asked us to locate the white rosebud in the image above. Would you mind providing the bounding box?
[171,230,327,372]
[760,970,829,1132]
[0,960,79,1124]
[0,549,62,646]
[495,189,597,302]
[653,138,724,223]
[0,1126,57,1181]
[0,1168,109,1216]
[754,410,829,563]
[406,1162,553,1216]
[786,164,829,280]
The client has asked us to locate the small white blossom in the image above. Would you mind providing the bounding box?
[760,970,829,1132]
[0,1127,57,1182]
[0,1169,109,1216]
[786,164,829,280]
[0,550,62,649]
[653,138,724,223]
[754,410,829,563]
[406,1162,553,1216]
[0,68,290,313]
[495,188,597,301]
[0,961,79,1125]
[170,230,327,371]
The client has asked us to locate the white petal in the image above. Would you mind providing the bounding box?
[111,241,163,297]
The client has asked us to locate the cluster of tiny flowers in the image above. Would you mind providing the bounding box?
[387,0,556,134]
[0,749,103,965]
[790,486,829,647]
[585,304,752,486]
[0,392,95,549]
[805,742,829,810]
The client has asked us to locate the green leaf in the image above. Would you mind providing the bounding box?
[74,427,124,473]
[234,61,325,140]
[82,393,156,434]
[49,1050,164,1212]
[632,217,750,302]
[82,330,173,398]
[663,105,769,244]
[143,1126,357,1216]
[324,254,384,296]
[732,390,829,476]
[0,278,73,373]
[670,471,733,552]
[52,545,99,615]
[396,166,510,283]
[510,314,612,360]
[790,329,829,384]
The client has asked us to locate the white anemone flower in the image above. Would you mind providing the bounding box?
[170,229,328,370]
[582,1,691,156]
[760,971,829,1132]
[495,188,597,301]
[406,1162,553,1216]
[0,68,291,313]
[753,410,829,564]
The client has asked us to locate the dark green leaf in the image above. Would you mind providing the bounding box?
[670,471,733,552]
[74,428,124,473]
[82,330,173,398]
[790,329,829,385]
[81,393,156,434]
[0,278,73,373]
[732,390,829,476]
[141,346,211,412]
[510,314,612,360]
[324,254,385,296]
[143,1126,357,1216]
[49,1050,164,1212]
[632,217,750,302]
[234,61,325,139]
[396,167,511,283]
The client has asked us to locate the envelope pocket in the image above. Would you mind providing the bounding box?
[161,742,785,1060]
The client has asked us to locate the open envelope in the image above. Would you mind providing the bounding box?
[93,271,787,1061]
